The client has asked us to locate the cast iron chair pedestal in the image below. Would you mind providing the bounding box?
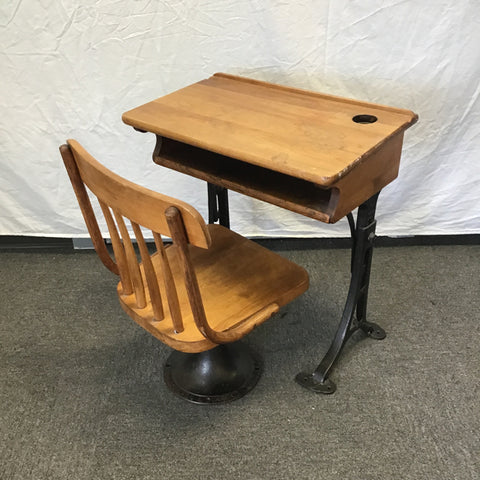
[164,341,262,404]
[208,184,386,394]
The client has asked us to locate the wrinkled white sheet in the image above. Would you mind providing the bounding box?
[1,0,479,238]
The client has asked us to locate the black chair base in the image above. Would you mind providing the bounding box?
[164,341,262,404]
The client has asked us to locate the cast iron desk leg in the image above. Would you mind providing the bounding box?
[295,192,386,394]
[207,183,230,228]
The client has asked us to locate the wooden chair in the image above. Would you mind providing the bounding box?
[60,140,309,403]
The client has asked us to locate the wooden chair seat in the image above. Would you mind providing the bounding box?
[120,223,309,353]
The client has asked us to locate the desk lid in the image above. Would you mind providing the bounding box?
[122,73,417,186]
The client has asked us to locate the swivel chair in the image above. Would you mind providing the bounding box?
[60,140,308,403]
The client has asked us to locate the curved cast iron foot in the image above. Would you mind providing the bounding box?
[164,341,262,404]
[296,193,386,395]
[295,372,336,394]
[359,321,386,340]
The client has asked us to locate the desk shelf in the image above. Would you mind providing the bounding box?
[154,137,335,223]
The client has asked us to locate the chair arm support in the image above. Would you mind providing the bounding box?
[201,303,280,344]
[166,206,280,345]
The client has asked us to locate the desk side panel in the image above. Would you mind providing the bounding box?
[329,132,404,222]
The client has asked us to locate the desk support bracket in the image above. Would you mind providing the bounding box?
[296,192,386,394]
[207,183,230,228]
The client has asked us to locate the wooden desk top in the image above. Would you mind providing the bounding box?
[122,73,417,187]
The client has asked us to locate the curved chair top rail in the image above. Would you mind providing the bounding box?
[65,140,211,249]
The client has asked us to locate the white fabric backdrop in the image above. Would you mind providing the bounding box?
[1,0,479,238]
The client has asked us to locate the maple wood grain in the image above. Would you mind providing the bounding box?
[123,73,417,223]
[123,73,417,186]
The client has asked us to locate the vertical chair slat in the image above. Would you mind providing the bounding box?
[153,232,184,333]
[165,207,209,339]
[131,222,165,321]
[99,201,133,295]
[113,211,147,309]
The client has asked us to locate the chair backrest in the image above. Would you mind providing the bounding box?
[60,140,211,334]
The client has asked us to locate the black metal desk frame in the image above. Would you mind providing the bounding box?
[207,184,386,394]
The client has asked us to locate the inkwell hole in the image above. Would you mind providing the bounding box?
[352,114,378,124]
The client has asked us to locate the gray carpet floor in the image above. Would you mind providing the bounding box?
[1,244,479,480]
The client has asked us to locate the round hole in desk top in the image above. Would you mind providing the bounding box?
[352,114,378,124]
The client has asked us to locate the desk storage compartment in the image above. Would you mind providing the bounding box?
[153,137,337,223]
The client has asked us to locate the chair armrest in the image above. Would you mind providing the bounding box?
[201,303,280,344]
